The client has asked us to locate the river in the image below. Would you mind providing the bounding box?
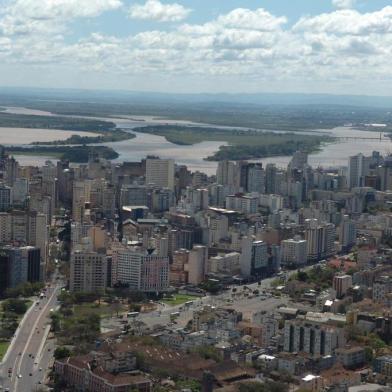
[2,107,392,175]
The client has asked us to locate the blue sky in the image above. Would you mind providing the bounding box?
[71,0,392,39]
[1,0,392,95]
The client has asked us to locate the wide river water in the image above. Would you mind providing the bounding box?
[3,107,392,175]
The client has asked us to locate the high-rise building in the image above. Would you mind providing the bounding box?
[170,249,189,285]
[216,161,240,189]
[146,158,175,190]
[70,251,107,293]
[284,319,346,357]
[112,248,169,293]
[247,163,265,193]
[225,194,258,214]
[348,153,369,189]
[265,164,277,194]
[120,185,148,207]
[0,212,11,243]
[340,215,356,252]
[0,246,41,290]
[12,178,29,207]
[305,219,335,262]
[289,151,308,170]
[333,274,353,299]
[208,213,228,245]
[188,245,208,285]
[281,237,308,267]
[251,240,269,277]
[0,183,11,212]
[72,181,89,223]
[373,276,392,304]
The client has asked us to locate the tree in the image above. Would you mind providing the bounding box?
[50,312,61,332]
[364,346,373,363]
[2,299,27,315]
[54,346,71,360]
[297,271,308,282]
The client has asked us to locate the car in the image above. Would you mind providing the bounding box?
[29,373,32,376]
[17,374,22,378]
[39,368,42,371]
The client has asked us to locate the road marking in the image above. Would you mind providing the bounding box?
[14,286,59,391]
[0,299,36,366]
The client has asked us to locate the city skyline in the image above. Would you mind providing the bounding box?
[1,0,392,95]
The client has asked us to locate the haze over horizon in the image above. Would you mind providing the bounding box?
[1,0,392,96]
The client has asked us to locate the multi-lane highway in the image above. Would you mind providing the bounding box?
[0,281,62,392]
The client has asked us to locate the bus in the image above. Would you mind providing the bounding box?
[127,312,139,318]
[184,301,194,307]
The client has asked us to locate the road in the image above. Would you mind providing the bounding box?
[134,274,292,328]
[0,281,62,392]
[134,267,317,329]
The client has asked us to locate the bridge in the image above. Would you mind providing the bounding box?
[335,132,388,141]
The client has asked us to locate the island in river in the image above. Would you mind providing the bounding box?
[131,125,334,161]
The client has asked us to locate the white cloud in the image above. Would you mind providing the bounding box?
[0,0,122,36]
[332,0,356,9]
[6,0,122,20]
[216,8,287,31]
[0,3,392,94]
[294,6,392,35]
[129,0,191,22]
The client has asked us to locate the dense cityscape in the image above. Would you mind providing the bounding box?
[0,146,390,391]
[1,0,392,391]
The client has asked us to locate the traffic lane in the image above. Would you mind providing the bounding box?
[31,337,56,388]
[12,286,60,391]
[2,307,53,390]
[1,302,42,382]
[18,288,59,384]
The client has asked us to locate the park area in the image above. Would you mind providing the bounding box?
[162,294,198,306]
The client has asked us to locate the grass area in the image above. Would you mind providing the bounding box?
[0,298,34,360]
[162,294,197,306]
[7,145,119,162]
[0,341,10,360]
[10,151,62,158]
[73,302,128,318]
[0,111,116,133]
[133,125,333,161]
[31,128,135,145]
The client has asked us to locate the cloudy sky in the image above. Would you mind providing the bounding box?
[1,0,392,95]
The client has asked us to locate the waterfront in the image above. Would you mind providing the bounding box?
[0,127,97,145]
[2,107,392,174]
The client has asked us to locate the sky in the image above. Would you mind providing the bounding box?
[1,0,392,95]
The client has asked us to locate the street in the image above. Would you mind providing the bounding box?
[0,281,62,392]
[135,275,290,328]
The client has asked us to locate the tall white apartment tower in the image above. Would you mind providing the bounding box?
[348,153,364,189]
[146,158,175,190]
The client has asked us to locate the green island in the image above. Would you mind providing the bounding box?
[0,111,115,132]
[7,145,119,163]
[31,128,135,145]
[0,112,135,144]
[133,125,334,161]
